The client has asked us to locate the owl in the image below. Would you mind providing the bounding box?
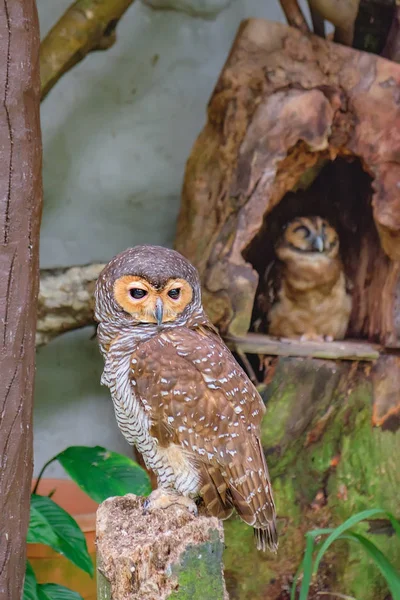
[263,216,351,341]
[94,245,277,552]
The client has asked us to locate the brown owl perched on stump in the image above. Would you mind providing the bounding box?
[264,217,352,341]
[94,245,277,552]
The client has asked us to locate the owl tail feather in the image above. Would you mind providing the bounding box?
[254,524,278,553]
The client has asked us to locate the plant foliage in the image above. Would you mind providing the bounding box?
[291,509,400,600]
[24,445,151,600]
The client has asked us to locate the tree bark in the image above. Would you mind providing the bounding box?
[37,263,104,346]
[175,19,400,347]
[222,355,400,600]
[96,495,227,600]
[40,0,135,101]
[0,1,42,598]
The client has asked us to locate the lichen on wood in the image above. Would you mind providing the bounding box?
[37,263,104,346]
[222,354,400,599]
[96,494,228,600]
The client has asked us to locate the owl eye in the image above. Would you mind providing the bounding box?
[130,288,148,300]
[168,288,181,300]
[293,225,311,237]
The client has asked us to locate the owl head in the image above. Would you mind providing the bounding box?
[276,216,339,262]
[95,245,202,327]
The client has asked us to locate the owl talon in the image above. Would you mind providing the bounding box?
[142,488,198,516]
[300,333,326,343]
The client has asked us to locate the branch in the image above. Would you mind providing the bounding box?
[37,263,104,346]
[40,0,135,100]
[280,0,310,34]
[226,333,380,361]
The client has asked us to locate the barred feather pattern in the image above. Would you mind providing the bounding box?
[100,320,277,551]
[95,246,277,552]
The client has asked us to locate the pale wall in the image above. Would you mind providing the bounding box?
[34,0,311,476]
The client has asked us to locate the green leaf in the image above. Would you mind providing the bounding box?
[28,495,93,577]
[313,509,389,575]
[55,445,151,503]
[23,561,39,600]
[339,532,400,599]
[37,584,83,600]
[290,529,334,600]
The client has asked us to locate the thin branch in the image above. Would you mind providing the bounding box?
[40,0,135,100]
[225,333,380,361]
[279,0,310,34]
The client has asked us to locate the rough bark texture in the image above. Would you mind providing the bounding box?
[0,0,42,598]
[96,495,227,600]
[40,0,135,101]
[222,355,400,600]
[37,263,104,346]
[175,19,400,347]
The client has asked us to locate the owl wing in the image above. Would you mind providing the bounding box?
[255,259,282,333]
[131,325,277,551]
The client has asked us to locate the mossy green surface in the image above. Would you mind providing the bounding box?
[222,357,400,600]
[168,529,226,599]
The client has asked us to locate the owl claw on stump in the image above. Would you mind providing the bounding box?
[143,488,198,516]
[95,245,278,553]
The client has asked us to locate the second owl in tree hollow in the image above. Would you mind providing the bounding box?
[95,245,277,552]
[266,216,352,342]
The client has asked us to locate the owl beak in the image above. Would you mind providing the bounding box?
[154,297,164,326]
[312,236,324,253]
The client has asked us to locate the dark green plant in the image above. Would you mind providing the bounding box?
[24,445,151,600]
[291,509,400,600]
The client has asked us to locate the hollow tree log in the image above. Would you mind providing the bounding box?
[0,0,42,597]
[96,495,227,600]
[176,19,400,347]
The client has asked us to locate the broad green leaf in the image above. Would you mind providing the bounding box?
[339,532,400,600]
[28,495,93,577]
[55,445,151,503]
[313,509,388,574]
[23,561,39,600]
[37,584,83,600]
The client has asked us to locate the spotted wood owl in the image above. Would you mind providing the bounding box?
[264,217,352,341]
[94,245,277,552]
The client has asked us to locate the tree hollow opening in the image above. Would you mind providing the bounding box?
[243,156,390,344]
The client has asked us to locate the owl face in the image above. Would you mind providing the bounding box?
[95,245,201,327]
[276,216,339,262]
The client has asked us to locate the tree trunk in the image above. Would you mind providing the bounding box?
[0,1,42,598]
[222,355,400,600]
[96,495,228,600]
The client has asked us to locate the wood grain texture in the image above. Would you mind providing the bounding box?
[175,20,400,346]
[0,0,42,597]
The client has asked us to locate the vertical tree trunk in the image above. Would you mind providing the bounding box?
[0,1,42,598]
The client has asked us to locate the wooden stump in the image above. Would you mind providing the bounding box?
[96,495,228,600]
[222,354,400,600]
